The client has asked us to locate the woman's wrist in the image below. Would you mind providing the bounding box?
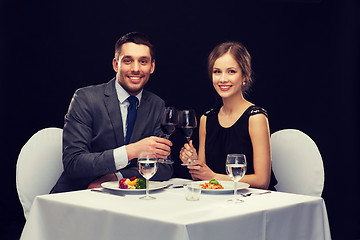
[212,173,219,180]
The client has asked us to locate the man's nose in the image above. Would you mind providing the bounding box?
[131,61,140,72]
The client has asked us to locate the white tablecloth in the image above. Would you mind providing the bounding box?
[21,179,331,240]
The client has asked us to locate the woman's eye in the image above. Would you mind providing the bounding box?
[213,70,221,74]
[229,70,236,74]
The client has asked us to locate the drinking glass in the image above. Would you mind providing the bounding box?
[138,152,158,200]
[159,107,178,164]
[183,183,202,201]
[225,154,247,203]
[179,109,197,166]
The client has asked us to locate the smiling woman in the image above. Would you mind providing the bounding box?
[212,53,245,100]
[179,41,277,190]
[208,42,253,96]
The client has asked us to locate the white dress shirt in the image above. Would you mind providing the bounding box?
[113,80,142,180]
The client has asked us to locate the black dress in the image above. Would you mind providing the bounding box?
[204,105,277,190]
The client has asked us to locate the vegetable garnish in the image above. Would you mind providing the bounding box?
[201,179,224,189]
[119,177,146,189]
[209,179,219,185]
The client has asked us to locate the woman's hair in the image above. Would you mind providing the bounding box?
[208,41,253,94]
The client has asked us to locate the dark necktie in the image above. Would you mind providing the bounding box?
[125,96,138,144]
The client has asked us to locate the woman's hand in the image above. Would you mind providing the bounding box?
[179,140,198,164]
[187,162,216,181]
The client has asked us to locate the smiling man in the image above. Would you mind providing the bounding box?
[113,42,154,95]
[51,32,173,193]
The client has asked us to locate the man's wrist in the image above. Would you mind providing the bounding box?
[125,143,137,161]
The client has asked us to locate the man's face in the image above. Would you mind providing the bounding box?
[113,42,155,96]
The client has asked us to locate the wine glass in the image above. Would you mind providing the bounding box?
[225,154,247,203]
[179,109,197,166]
[138,152,158,200]
[159,107,178,164]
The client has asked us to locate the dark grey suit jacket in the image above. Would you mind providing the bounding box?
[51,78,173,193]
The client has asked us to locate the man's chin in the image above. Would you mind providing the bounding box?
[123,85,144,95]
[118,78,148,95]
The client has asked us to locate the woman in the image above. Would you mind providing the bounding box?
[179,42,276,190]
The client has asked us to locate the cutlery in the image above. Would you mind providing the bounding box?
[240,191,271,197]
[91,188,125,197]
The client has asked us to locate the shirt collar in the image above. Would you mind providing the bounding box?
[115,79,142,105]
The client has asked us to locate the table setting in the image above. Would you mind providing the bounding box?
[20,151,331,240]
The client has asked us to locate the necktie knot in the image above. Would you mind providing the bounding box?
[127,96,138,106]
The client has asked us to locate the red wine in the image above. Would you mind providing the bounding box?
[161,123,177,135]
[179,126,194,139]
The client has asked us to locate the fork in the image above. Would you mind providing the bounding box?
[240,191,271,197]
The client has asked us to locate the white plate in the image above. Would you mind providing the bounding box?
[199,181,250,194]
[101,181,169,193]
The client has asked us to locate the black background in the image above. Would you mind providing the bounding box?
[1,0,359,239]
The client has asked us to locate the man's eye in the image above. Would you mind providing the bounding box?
[140,60,148,64]
[123,59,132,64]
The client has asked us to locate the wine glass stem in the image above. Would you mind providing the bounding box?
[165,135,171,160]
[146,179,150,198]
[233,181,237,200]
[186,137,192,164]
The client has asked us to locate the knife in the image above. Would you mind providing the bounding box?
[91,188,125,197]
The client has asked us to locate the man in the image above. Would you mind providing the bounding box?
[51,32,173,193]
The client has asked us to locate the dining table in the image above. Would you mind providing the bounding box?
[20,178,331,240]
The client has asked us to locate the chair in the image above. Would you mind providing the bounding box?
[16,127,63,219]
[270,129,324,197]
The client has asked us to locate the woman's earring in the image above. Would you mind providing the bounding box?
[242,81,246,85]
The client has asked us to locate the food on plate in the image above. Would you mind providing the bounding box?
[119,177,146,189]
[201,179,224,189]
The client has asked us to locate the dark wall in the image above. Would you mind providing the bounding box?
[1,0,359,239]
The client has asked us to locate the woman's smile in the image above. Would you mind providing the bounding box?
[219,85,232,91]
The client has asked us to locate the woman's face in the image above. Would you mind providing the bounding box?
[212,53,244,99]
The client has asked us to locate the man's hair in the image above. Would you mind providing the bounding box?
[115,32,155,61]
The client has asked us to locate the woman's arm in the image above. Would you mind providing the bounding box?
[240,113,271,189]
[196,115,207,164]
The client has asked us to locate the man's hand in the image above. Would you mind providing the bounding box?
[126,136,172,160]
[87,173,117,189]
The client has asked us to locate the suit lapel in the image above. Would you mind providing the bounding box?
[104,78,124,146]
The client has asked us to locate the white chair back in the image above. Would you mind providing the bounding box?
[271,129,324,196]
[16,127,63,219]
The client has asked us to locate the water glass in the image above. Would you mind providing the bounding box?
[183,183,202,201]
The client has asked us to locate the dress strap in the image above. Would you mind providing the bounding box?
[204,107,220,116]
